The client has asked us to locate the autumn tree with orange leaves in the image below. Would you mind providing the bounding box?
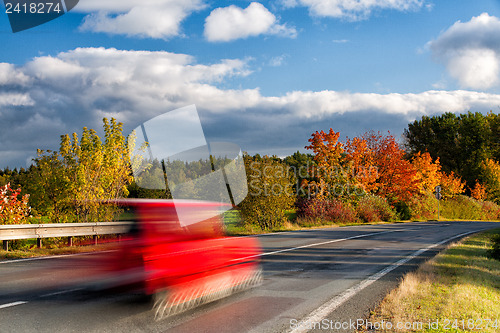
[359,132,419,202]
[470,180,487,201]
[307,130,419,203]
[411,152,441,194]
[410,151,464,198]
[439,171,465,199]
[305,129,361,200]
[344,136,378,193]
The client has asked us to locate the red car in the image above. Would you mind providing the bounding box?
[102,199,262,319]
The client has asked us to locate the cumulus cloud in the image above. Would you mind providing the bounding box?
[429,13,500,90]
[77,0,205,39]
[204,2,296,42]
[0,47,499,167]
[0,63,31,86]
[281,0,424,20]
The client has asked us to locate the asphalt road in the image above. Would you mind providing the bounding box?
[0,221,498,333]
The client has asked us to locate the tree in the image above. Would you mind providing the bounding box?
[481,158,500,203]
[30,118,133,222]
[362,132,419,203]
[405,111,499,191]
[457,112,492,189]
[404,112,460,173]
[283,151,316,198]
[470,180,487,201]
[29,150,72,222]
[304,129,355,200]
[0,183,30,224]
[345,136,378,193]
[440,171,465,199]
[238,154,295,230]
[487,111,500,161]
[411,152,441,194]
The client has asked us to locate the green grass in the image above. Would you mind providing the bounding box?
[0,243,115,260]
[360,229,500,333]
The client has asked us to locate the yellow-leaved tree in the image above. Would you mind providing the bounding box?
[481,158,500,203]
[31,118,133,222]
[411,152,441,194]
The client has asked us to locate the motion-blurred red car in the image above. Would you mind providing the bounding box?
[101,199,262,319]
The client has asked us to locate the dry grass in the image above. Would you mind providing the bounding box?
[0,243,117,260]
[361,229,500,332]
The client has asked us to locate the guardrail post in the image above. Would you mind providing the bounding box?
[0,222,132,250]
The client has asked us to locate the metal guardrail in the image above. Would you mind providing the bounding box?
[0,222,133,251]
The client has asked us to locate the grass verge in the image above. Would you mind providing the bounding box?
[359,229,500,333]
[0,243,116,260]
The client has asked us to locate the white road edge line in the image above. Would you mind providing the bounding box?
[0,301,27,309]
[287,229,488,333]
[234,229,405,261]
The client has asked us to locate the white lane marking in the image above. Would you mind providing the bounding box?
[240,223,424,238]
[40,288,82,298]
[288,229,488,333]
[1,229,408,265]
[0,301,27,309]
[234,229,406,261]
[0,250,116,265]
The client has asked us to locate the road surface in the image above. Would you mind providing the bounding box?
[0,221,497,333]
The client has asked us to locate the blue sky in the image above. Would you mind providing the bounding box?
[1,0,500,168]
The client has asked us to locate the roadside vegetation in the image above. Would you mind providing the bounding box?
[0,242,115,260]
[234,111,500,232]
[359,229,500,333]
[0,111,500,248]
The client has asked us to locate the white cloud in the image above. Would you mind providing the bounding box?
[269,54,289,67]
[204,2,296,42]
[429,13,500,90]
[0,63,31,85]
[1,47,500,167]
[77,0,205,39]
[282,0,424,20]
[445,49,499,89]
[0,93,34,106]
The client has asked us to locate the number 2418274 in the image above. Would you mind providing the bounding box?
[5,2,62,14]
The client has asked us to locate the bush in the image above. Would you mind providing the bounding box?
[480,201,500,220]
[393,201,411,220]
[0,183,31,224]
[238,155,295,230]
[441,195,484,220]
[406,192,437,220]
[487,234,500,261]
[296,197,358,225]
[356,195,396,223]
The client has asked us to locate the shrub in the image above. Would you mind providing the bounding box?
[356,195,396,222]
[0,183,31,224]
[393,201,411,220]
[238,155,295,230]
[406,192,437,220]
[487,234,500,261]
[440,195,483,220]
[296,197,358,225]
[480,201,500,220]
